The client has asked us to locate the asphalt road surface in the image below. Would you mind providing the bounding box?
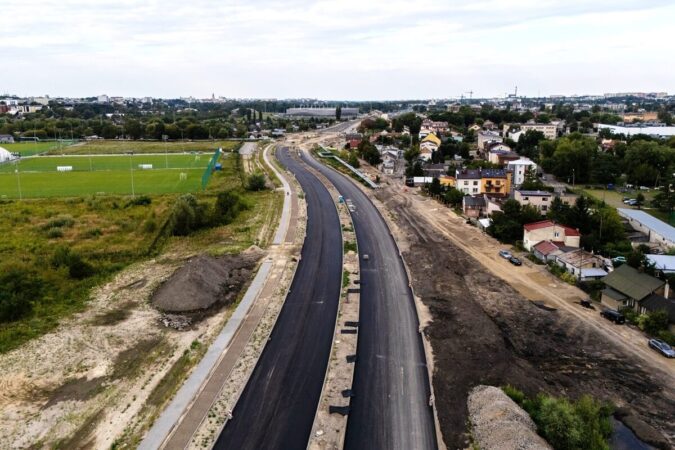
[302,152,438,450]
[214,146,342,450]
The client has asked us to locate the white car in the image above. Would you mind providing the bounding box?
[499,250,512,259]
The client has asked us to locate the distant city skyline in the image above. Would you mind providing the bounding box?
[2,0,675,100]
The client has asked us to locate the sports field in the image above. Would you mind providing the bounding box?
[0,154,218,198]
[53,140,241,155]
[0,154,209,173]
[0,141,75,156]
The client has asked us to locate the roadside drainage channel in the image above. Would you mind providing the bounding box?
[139,143,299,450]
[301,152,361,450]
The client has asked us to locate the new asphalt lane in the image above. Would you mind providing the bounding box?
[302,151,438,450]
[213,146,342,450]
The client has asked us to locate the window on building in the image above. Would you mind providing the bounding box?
[473,181,478,185]
[541,206,548,211]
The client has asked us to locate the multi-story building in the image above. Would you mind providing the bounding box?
[507,157,538,186]
[455,168,511,196]
[521,122,558,139]
[514,190,552,215]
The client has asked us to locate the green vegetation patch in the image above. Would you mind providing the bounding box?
[502,385,614,450]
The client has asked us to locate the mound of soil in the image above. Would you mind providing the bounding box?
[152,247,264,313]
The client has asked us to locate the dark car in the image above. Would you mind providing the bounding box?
[580,299,594,309]
[509,256,522,266]
[648,339,675,358]
[600,309,625,324]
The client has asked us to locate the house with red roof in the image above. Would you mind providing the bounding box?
[523,220,580,251]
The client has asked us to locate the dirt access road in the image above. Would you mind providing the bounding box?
[374,181,675,449]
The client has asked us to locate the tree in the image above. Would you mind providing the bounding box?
[427,178,442,197]
[516,129,545,161]
[635,192,645,209]
[215,190,247,225]
[642,310,670,335]
[336,106,342,121]
[124,119,143,140]
[247,172,267,191]
[443,188,464,207]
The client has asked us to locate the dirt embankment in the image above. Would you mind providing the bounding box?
[152,246,264,315]
[376,188,675,450]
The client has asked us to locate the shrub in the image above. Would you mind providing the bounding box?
[83,228,102,238]
[51,247,96,279]
[42,214,75,229]
[142,218,157,233]
[0,265,44,322]
[214,190,248,225]
[344,241,357,253]
[641,309,670,335]
[46,227,64,239]
[126,195,152,207]
[246,173,267,191]
[501,387,613,450]
[168,194,209,236]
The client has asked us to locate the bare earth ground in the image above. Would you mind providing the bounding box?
[374,183,675,450]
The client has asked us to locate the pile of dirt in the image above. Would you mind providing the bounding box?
[152,247,264,314]
[468,385,551,450]
[376,189,675,450]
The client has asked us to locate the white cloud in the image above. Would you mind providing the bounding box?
[1,0,673,99]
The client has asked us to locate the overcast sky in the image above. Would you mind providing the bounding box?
[2,0,674,100]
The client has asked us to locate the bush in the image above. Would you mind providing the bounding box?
[142,218,157,233]
[502,386,613,450]
[246,173,267,191]
[51,247,96,279]
[0,265,44,322]
[168,194,209,236]
[42,214,75,230]
[46,227,64,239]
[126,195,152,207]
[214,190,248,225]
[641,309,669,335]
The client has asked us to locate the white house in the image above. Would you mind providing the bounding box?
[507,158,538,186]
[523,220,581,251]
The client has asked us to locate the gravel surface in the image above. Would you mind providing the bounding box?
[468,385,551,450]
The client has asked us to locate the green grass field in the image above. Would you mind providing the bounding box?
[54,140,241,155]
[0,154,210,173]
[0,154,218,198]
[0,141,75,156]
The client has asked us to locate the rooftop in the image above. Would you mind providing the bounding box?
[516,190,552,197]
[603,264,664,301]
[533,240,561,255]
[646,254,675,273]
[523,220,581,236]
[641,294,675,322]
[618,208,675,243]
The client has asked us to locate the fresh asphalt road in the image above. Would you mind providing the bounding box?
[214,146,342,450]
[302,152,438,450]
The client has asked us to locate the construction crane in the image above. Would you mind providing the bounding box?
[465,90,474,100]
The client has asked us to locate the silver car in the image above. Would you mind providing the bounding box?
[648,339,675,358]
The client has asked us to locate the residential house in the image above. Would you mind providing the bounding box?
[345,133,363,149]
[523,220,580,251]
[477,131,502,151]
[421,119,449,134]
[533,240,566,263]
[507,158,537,186]
[456,169,482,195]
[555,249,607,280]
[514,190,552,215]
[483,120,496,130]
[419,133,441,161]
[463,196,486,218]
[480,169,511,197]
[601,264,666,311]
[637,294,675,333]
[488,149,520,165]
[379,152,398,175]
[0,134,14,144]
[439,175,455,188]
[423,163,449,178]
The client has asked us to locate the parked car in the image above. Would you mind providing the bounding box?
[648,339,675,358]
[499,249,512,259]
[509,256,522,266]
[639,186,651,191]
[622,198,633,204]
[600,309,626,324]
[627,199,639,206]
[611,256,627,264]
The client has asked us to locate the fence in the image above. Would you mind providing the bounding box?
[201,148,221,190]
